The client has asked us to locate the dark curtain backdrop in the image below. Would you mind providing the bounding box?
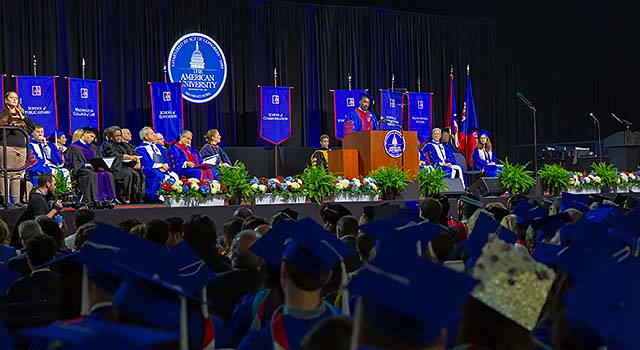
[1,0,639,160]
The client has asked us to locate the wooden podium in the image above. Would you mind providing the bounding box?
[329,130,419,177]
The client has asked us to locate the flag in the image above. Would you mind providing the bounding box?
[16,76,58,133]
[68,78,100,132]
[332,89,366,140]
[446,69,459,147]
[407,91,432,146]
[259,86,292,145]
[379,89,404,130]
[150,82,184,143]
[458,70,479,167]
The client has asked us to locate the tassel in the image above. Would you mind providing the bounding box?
[180,295,189,350]
[80,266,90,316]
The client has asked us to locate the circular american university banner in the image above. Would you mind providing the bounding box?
[167,33,227,103]
[384,130,405,158]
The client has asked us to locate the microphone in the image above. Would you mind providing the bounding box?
[516,92,536,112]
[589,113,599,123]
[612,113,633,127]
[611,113,622,123]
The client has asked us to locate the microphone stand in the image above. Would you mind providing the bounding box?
[589,113,603,163]
[612,113,633,133]
[516,93,538,172]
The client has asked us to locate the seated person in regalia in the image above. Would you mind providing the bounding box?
[168,130,218,181]
[26,125,71,188]
[100,126,145,204]
[200,129,232,170]
[472,129,503,177]
[65,127,116,203]
[136,126,179,203]
[421,127,465,184]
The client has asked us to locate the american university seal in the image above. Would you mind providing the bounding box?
[384,130,405,158]
[168,33,227,103]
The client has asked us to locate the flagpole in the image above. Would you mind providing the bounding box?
[417,77,421,93]
[33,55,37,76]
[82,58,86,79]
[163,64,168,83]
[274,68,279,178]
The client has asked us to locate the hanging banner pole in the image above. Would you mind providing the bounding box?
[417,77,421,93]
[163,64,168,83]
[82,58,86,79]
[348,73,352,91]
[33,55,37,76]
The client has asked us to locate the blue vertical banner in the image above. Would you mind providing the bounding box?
[150,82,184,143]
[407,92,433,146]
[259,86,292,145]
[379,90,404,130]
[332,89,366,140]
[15,76,58,133]
[68,78,100,132]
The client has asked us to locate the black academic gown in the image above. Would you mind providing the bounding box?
[65,142,116,203]
[100,142,144,202]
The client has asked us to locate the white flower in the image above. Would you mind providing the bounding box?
[594,176,601,183]
[285,181,292,187]
[584,177,591,184]
[258,184,267,193]
[353,178,362,187]
[370,183,378,190]
[291,182,300,189]
[629,173,637,180]
[188,178,199,184]
[251,183,259,190]
[190,183,199,190]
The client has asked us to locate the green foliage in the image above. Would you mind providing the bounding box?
[590,162,618,187]
[299,166,336,205]
[537,164,571,194]
[416,167,448,197]
[368,164,410,199]
[498,159,536,195]
[219,161,254,202]
[54,171,76,199]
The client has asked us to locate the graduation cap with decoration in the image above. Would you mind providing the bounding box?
[347,251,477,346]
[20,318,179,350]
[471,236,556,331]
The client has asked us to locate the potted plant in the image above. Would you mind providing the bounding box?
[498,160,536,195]
[416,167,448,197]
[537,164,571,196]
[567,171,603,194]
[368,164,410,200]
[250,176,305,205]
[299,165,336,205]
[591,162,618,192]
[218,161,253,205]
[158,177,191,207]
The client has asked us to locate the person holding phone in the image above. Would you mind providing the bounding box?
[0,91,36,206]
[27,173,63,220]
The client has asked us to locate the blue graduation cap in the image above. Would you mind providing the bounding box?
[477,129,491,138]
[530,212,572,242]
[533,243,565,268]
[512,200,547,225]
[20,318,179,350]
[249,221,292,270]
[358,216,445,257]
[359,212,422,236]
[359,92,374,102]
[163,242,217,295]
[561,253,640,349]
[458,212,517,261]
[347,251,477,346]
[404,200,421,216]
[0,262,20,297]
[584,205,623,226]
[560,192,590,212]
[608,210,640,250]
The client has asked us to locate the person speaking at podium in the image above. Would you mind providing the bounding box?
[343,93,380,137]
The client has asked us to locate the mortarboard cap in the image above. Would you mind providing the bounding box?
[282,218,356,278]
[359,92,374,102]
[82,127,99,136]
[471,236,556,331]
[459,194,484,210]
[584,205,623,226]
[277,207,299,221]
[20,318,179,350]
[163,242,217,294]
[359,212,422,236]
[362,206,374,222]
[347,251,477,346]
[359,217,445,257]
[404,201,421,216]
[560,192,591,212]
[561,253,640,349]
[477,129,491,138]
[458,212,517,261]
[608,210,640,250]
[48,130,69,141]
[530,212,572,241]
[441,127,452,134]
[249,221,291,270]
[533,242,565,268]
[512,200,547,225]
[320,203,352,226]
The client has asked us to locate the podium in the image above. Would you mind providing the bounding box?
[329,130,419,177]
[603,131,640,170]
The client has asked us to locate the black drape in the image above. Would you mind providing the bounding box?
[1,0,638,164]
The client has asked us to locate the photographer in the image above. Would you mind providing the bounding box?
[28,173,63,220]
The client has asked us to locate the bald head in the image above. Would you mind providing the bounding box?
[231,230,262,270]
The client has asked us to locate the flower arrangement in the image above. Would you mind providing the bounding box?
[616,170,640,190]
[250,176,304,200]
[158,177,229,199]
[567,172,603,191]
[334,176,379,194]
